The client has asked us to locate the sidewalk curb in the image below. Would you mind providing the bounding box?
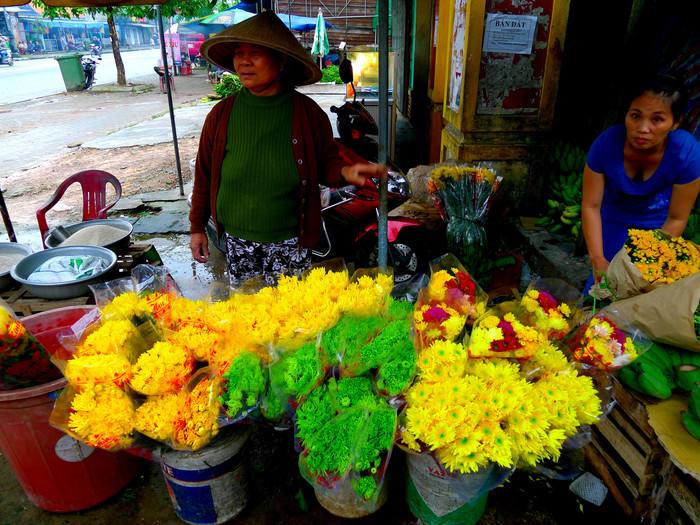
[90,83,155,94]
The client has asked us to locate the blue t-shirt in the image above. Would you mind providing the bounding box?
[587,124,700,260]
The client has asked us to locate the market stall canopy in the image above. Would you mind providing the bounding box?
[280,13,334,32]
[198,7,254,26]
[0,0,166,5]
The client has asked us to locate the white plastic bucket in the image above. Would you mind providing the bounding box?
[161,426,251,525]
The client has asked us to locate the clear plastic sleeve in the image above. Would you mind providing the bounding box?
[520,278,583,341]
[49,383,136,451]
[413,254,488,351]
[170,367,224,451]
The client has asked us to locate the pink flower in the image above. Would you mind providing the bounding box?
[423,306,450,323]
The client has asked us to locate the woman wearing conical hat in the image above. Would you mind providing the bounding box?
[189,11,385,286]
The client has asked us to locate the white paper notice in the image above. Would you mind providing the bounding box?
[482,13,537,55]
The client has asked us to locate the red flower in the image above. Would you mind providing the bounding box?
[423,306,450,323]
[536,291,559,312]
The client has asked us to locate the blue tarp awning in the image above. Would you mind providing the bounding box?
[279,13,334,32]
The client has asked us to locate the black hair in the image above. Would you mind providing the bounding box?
[626,74,688,122]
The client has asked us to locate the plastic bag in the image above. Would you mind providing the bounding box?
[298,403,397,517]
[406,452,511,525]
[49,383,136,451]
[171,367,223,451]
[428,164,503,279]
[413,254,488,350]
[0,301,61,390]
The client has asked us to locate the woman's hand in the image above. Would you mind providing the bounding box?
[191,233,210,263]
[590,255,609,282]
[341,163,388,186]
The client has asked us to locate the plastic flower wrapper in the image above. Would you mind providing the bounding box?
[466,309,544,360]
[399,340,602,474]
[321,315,386,368]
[0,302,61,390]
[427,163,503,277]
[296,376,397,504]
[413,254,488,350]
[129,340,195,396]
[519,278,582,341]
[133,393,179,443]
[261,339,330,425]
[605,228,700,299]
[219,351,266,421]
[171,367,223,451]
[299,405,397,516]
[50,383,135,451]
[405,451,512,525]
[564,310,651,372]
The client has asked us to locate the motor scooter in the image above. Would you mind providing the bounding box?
[312,54,433,283]
[81,55,101,89]
[90,43,102,58]
[0,47,13,66]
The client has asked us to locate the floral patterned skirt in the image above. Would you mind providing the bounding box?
[224,234,312,288]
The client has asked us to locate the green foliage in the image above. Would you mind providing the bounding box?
[214,73,243,98]
[320,65,342,84]
[220,352,265,417]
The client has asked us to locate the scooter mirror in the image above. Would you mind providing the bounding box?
[338,57,354,85]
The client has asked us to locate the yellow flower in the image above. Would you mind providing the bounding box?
[67,384,134,450]
[168,325,220,362]
[134,394,179,442]
[65,354,132,389]
[172,375,222,451]
[130,341,195,396]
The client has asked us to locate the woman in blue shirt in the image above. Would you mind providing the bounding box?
[582,75,700,289]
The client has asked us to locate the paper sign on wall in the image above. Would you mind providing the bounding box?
[482,13,537,55]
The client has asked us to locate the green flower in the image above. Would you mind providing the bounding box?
[220,352,265,417]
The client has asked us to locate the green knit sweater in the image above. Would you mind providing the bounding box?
[216,88,299,242]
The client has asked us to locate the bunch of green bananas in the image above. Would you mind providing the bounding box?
[534,142,587,240]
[618,343,700,439]
[683,385,700,440]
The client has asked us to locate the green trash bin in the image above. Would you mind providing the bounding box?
[55,54,84,91]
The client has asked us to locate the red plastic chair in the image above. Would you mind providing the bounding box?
[36,170,122,247]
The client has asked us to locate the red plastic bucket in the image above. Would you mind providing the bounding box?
[0,306,143,512]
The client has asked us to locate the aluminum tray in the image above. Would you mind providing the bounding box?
[11,246,117,300]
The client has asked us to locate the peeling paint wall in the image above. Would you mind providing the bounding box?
[477,0,553,114]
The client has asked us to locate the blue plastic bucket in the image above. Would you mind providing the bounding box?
[161,426,251,525]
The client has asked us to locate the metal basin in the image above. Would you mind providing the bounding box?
[45,218,133,253]
[0,243,33,292]
[11,246,117,300]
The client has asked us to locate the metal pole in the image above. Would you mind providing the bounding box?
[157,5,184,197]
[0,189,17,243]
[377,0,389,270]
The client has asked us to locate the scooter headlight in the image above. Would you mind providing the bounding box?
[386,171,411,198]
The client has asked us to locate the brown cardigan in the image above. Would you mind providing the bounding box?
[189,91,347,247]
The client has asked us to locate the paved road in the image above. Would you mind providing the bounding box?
[0,48,161,105]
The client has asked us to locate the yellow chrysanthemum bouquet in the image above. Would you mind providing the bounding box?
[413,255,488,350]
[400,340,601,474]
[603,228,700,300]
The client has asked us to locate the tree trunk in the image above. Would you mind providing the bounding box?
[107,9,126,86]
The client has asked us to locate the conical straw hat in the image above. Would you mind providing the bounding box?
[200,11,322,86]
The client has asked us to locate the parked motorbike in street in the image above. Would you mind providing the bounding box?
[81,55,101,89]
[89,43,102,58]
[0,47,13,67]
